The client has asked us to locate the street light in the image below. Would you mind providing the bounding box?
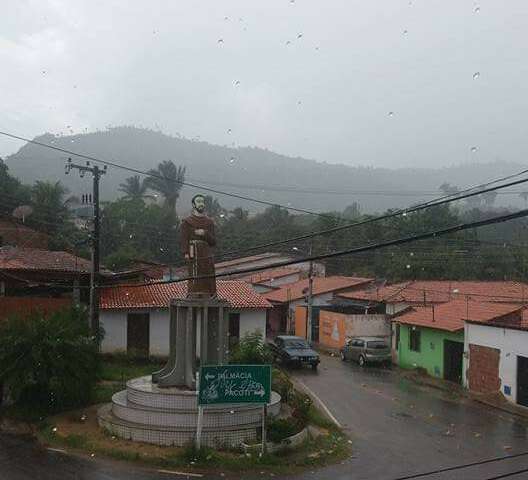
[292,244,314,343]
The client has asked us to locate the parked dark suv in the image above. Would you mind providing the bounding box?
[340,336,391,366]
[270,335,320,370]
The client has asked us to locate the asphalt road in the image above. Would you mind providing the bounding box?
[289,355,528,480]
[1,356,528,480]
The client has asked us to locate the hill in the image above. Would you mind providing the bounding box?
[5,126,526,214]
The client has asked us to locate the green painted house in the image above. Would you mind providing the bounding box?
[394,299,527,384]
[394,300,467,383]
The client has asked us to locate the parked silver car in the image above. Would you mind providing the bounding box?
[340,336,391,366]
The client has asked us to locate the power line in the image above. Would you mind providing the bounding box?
[391,451,528,480]
[213,174,528,262]
[104,207,528,289]
[0,131,337,220]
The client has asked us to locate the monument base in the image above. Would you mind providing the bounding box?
[97,376,281,448]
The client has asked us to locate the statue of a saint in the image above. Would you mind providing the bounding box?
[180,194,217,297]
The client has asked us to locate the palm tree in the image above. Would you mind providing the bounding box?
[145,161,186,211]
[31,180,70,233]
[118,175,151,202]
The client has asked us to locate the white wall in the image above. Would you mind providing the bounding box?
[238,309,267,338]
[464,322,528,404]
[344,314,390,339]
[100,307,267,357]
[100,310,127,354]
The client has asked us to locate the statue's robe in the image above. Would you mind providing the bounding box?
[180,214,217,297]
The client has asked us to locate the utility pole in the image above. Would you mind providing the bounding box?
[65,158,107,338]
[307,240,314,343]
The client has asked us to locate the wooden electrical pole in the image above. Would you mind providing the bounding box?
[65,158,106,338]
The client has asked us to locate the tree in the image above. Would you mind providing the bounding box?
[439,182,460,196]
[145,161,186,211]
[0,307,101,414]
[0,158,31,216]
[30,181,72,238]
[118,175,151,202]
[204,195,227,220]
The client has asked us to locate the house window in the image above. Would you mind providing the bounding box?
[409,328,421,352]
[229,313,240,346]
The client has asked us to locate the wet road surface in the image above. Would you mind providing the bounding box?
[289,355,528,480]
[1,355,528,479]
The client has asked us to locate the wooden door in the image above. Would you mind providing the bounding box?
[127,313,150,357]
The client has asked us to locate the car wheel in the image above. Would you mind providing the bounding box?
[311,363,318,371]
[358,355,366,367]
[340,351,346,362]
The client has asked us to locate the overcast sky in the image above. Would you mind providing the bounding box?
[2,0,528,169]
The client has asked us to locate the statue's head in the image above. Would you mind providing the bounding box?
[192,194,206,214]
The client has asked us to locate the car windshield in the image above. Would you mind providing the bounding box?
[367,341,388,349]
[283,339,310,349]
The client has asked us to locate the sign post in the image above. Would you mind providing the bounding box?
[197,365,272,449]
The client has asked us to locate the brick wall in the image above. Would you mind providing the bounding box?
[468,344,501,393]
[0,297,71,321]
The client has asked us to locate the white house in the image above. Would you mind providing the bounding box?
[99,280,272,357]
[464,314,528,408]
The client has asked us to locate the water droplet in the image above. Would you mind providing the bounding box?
[315,46,320,51]
[217,38,224,44]
[227,128,232,134]
[297,100,302,105]
[224,16,229,20]
[470,146,478,153]
[297,33,303,39]
[70,139,75,143]
[286,40,291,45]
[403,29,408,35]
[402,211,407,216]
[229,157,236,165]
[406,264,411,269]
[234,80,241,86]
[42,70,46,75]
[52,427,58,433]
[410,252,414,256]
[474,6,480,13]
[90,453,95,458]
[472,71,480,80]
[388,111,394,117]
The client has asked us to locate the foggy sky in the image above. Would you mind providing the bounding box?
[2,0,528,169]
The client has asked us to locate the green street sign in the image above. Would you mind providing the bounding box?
[198,364,272,406]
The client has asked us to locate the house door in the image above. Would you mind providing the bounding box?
[229,313,240,348]
[517,356,528,407]
[127,313,150,357]
[444,340,463,384]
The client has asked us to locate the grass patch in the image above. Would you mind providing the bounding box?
[99,354,164,382]
[92,383,123,404]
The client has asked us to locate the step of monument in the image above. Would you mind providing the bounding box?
[125,376,281,414]
[98,404,258,448]
[112,390,280,429]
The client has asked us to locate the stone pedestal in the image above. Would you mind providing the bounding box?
[97,376,281,447]
[152,297,230,389]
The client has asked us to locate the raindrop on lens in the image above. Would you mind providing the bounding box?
[388,111,394,117]
[229,157,236,165]
[297,33,303,39]
[472,71,480,80]
[470,146,478,153]
[218,38,224,44]
[403,29,408,35]
[474,6,480,13]
[406,264,411,269]
[227,128,232,134]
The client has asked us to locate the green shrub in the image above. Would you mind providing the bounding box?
[229,330,272,365]
[289,391,312,427]
[0,306,101,413]
[272,368,293,403]
[266,417,303,443]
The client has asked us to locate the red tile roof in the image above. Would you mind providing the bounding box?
[100,280,272,310]
[338,281,528,304]
[394,299,525,332]
[0,246,91,273]
[238,267,303,285]
[265,276,373,303]
[0,297,71,321]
